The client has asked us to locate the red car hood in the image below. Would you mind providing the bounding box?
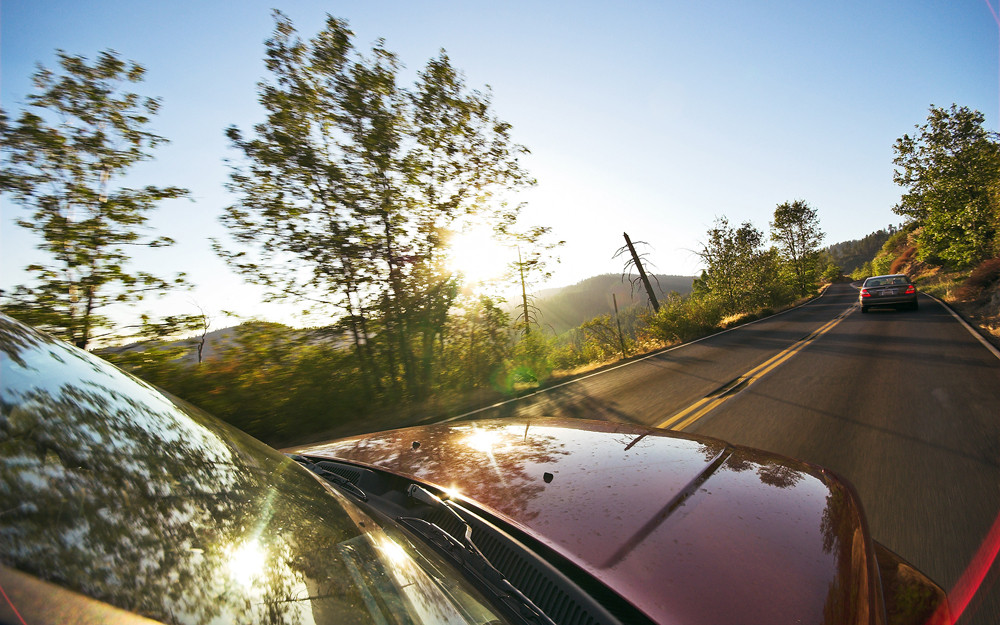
[292,417,882,625]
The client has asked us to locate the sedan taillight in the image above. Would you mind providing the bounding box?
[860,288,870,297]
[904,285,915,294]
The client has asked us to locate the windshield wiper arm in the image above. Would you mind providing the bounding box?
[403,485,556,625]
[289,455,368,501]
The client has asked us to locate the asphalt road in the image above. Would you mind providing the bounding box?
[452,282,1000,625]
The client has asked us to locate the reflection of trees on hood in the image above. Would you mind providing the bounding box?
[719,443,870,623]
[689,438,728,465]
[754,462,804,489]
[327,422,570,523]
[818,483,873,625]
[0,318,391,624]
[719,447,804,490]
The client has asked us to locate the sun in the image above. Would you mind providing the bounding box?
[446,224,511,284]
[228,539,267,588]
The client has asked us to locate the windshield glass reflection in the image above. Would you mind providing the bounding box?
[0,316,507,625]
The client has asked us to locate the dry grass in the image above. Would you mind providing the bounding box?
[890,246,918,274]
[720,312,752,327]
[549,337,674,380]
[551,360,619,378]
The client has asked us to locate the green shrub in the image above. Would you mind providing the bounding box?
[647,295,722,344]
[820,262,843,283]
[871,252,894,276]
[851,261,873,281]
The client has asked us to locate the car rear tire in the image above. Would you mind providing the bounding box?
[861,306,868,314]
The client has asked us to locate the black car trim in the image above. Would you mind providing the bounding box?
[300,456,656,625]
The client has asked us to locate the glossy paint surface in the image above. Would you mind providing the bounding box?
[0,315,508,625]
[297,418,882,625]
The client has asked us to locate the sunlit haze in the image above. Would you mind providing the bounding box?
[1,1,997,330]
[446,222,515,286]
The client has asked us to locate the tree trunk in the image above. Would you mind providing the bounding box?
[623,232,659,312]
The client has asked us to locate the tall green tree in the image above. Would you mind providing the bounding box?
[219,12,537,401]
[893,104,1000,267]
[437,294,511,390]
[695,217,786,315]
[0,50,188,348]
[770,200,824,295]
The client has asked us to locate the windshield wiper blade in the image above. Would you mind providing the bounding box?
[403,485,556,625]
[289,455,368,501]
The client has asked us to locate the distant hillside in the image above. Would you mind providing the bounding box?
[825,227,900,273]
[104,274,694,360]
[103,321,349,365]
[531,273,694,334]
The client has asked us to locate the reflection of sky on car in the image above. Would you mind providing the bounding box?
[2,322,235,477]
[1,317,510,625]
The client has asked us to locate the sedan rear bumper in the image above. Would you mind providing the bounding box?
[860,295,918,309]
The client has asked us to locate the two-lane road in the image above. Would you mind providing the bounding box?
[690,286,1000,625]
[460,283,861,426]
[447,282,1000,624]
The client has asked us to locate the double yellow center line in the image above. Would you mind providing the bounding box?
[655,306,856,431]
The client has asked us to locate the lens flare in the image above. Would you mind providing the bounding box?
[229,539,267,588]
[446,225,510,284]
[940,510,1000,623]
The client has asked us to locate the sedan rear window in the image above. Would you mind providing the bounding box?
[863,276,909,287]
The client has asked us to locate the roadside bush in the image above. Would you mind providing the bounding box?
[501,332,554,389]
[871,252,894,276]
[871,226,917,275]
[647,294,722,344]
[549,338,588,371]
[580,313,635,361]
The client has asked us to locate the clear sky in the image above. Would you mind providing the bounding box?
[2,1,998,329]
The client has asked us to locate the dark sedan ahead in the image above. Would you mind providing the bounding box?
[859,274,919,312]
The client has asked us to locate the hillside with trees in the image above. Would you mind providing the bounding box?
[532,274,693,334]
[824,227,897,274]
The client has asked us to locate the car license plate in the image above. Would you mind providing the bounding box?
[882,289,896,296]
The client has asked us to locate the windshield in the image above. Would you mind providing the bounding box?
[0,315,508,625]
[863,276,909,287]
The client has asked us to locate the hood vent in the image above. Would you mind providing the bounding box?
[315,460,365,485]
[424,508,652,625]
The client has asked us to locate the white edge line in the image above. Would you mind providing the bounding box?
[924,293,1000,361]
[438,284,838,423]
[853,279,999,360]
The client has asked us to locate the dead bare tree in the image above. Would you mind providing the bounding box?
[614,232,661,312]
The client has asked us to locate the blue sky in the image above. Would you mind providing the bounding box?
[2,1,998,329]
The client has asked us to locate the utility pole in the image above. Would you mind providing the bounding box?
[623,232,660,312]
[613,292,627,359]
